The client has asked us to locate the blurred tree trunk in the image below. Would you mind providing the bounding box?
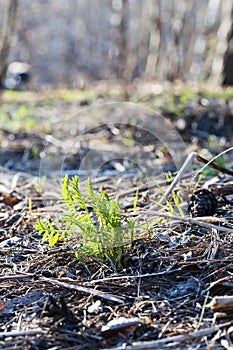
[222,5,233,85]
[0,0,18,83]
[144,0,161,79]
[117,0,128,80]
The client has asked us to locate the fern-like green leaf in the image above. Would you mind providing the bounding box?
[61,175,76,211]
[85,178,95,198]
[36,174,140,264]
[70,175,87,211]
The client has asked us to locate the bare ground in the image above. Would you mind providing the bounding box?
[0,85,233,349]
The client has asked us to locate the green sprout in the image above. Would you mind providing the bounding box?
[153,181,185,217]
[35,175,136,264]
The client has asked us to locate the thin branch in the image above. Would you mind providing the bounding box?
[146,149,233,211]
[145,212,233,234]
[38,276,125,304]
[0,329,44,339]
[195,154,233,176]
[101,322,233,350]
[87,267,184,284]
[118,171,196,199]
[0,273,35,281]
[159,152,197,205]
[86,257,232,285]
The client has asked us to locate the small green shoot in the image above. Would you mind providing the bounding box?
[133,186,139,211]
[165,172,174,184]
[28,198,32,211]
[123,129,134,146]
[140,219,154,237]
[34,176,47,193]
[171,190,184,217]
[35,175,136,264]
[195,173,204,189]
[153,183,184,217]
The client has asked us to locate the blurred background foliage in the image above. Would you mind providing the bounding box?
[0,0,233,89]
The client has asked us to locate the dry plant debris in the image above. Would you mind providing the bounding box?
[1,162,233,349]
[1,90,233,349]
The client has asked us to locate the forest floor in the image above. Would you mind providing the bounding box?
[0,81,233,350]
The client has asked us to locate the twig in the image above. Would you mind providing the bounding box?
[195,291,210,331]
[195,154,233,176]
[0,273,35,281]
[87,255,233,284]
[207,295,233,310]
[38,276,125,304]
[101,322,233,350]
[146,149,233,211]
[118,171,197,199]
[145,212,233,234]
[159,152,197,205]
[87,267,184,284]
[136,152,198,218]
[0,329,44,339]
[161,150,233,204]
[205,276,233,292]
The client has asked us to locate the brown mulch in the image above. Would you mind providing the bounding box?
[1,168,233,350]
[1,89,233,349]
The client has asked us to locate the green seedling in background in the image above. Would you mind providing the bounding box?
[0,102,50,132]
[28,198,33,211]
[123,128,134,146]
[133,186,139,211]
[34,176,47,193]
[153,181,185,217]
[194,156,226,177]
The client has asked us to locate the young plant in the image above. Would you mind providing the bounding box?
[35,175,136,263]
[153,180,185,217]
